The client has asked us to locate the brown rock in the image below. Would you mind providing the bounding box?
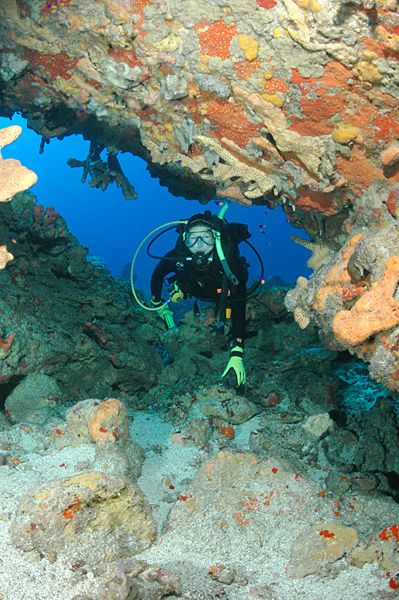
[10,472,156,566]
[66,397,129,444]
[287,522,358,578]
[348,538,399,572]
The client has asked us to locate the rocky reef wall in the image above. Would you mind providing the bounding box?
[0,189,163,407]
[1,0,399,387]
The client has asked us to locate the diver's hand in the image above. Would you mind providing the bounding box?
[151,299,176,331]
[221,345,246,386]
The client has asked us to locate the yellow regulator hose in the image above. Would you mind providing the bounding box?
[130,220,188,311]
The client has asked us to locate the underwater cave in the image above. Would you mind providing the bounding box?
[1,0,399,598]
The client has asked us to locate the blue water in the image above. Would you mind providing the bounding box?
[0,114,311,296]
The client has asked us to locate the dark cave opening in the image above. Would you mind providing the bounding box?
[0,375,25,409]
[384,471,399,502]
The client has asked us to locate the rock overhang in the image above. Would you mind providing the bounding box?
[0,0,398,213]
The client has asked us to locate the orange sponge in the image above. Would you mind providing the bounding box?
[0,244,14,269]
[314,234,363,312]
[0,125,38,202]
[87,397,124,443]
[333,256,399,346]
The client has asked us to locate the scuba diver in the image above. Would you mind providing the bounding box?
[130,203,264,387]
[149,209,250,387]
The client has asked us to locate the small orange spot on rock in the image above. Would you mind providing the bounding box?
[379,524,399,542]
[216,423,235,439]
[319,529,335,538]
[62,498,81,520]
[233,510,250,526]
[220,520,229,528]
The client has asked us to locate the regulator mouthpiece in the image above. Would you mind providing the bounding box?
[193,252,208,269]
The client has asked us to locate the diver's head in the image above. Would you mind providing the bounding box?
[184,223,215,257]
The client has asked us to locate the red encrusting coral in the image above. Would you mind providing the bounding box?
[288,97,340,136]
[21,50,77,80]
[257,0,277,7]
[62,498,81,519]
[13,73,50,103]
[388,575,399,591]
[206,98,262,147]
[336,146,384,196]
[372,114,399,144]
[195,20,238,59]
[234,59,261,81]
[108,48,142,70]
[319,529,335,538]
[288,62,386,140]
[386,189,399,218]
[132,2,151,40]
[295,187,336,215]
[288,63,359,136]
[378,524,399,542]
[361,36,385,58]
[342,286,366,303]
[263,77,289,94]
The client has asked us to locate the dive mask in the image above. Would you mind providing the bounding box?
[184,228,215,249]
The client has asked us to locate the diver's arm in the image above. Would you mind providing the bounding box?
[150,250,177,302]
[150,251,179,331]
[221,274,247,386]
[229,277,247,345]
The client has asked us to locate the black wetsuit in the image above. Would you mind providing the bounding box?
[150,223,249,341]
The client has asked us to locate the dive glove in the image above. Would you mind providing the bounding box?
[151,299,176,331]
[222,344,246,386]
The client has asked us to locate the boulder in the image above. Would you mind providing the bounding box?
[10,471,156,566]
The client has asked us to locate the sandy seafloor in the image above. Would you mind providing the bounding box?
[0,411,396,600]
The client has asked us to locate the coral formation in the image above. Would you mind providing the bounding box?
[1,0,397,214]
[0,192,161,401]
[195,134,276,201]
[291,235,334,271]
[285,182,399,390]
